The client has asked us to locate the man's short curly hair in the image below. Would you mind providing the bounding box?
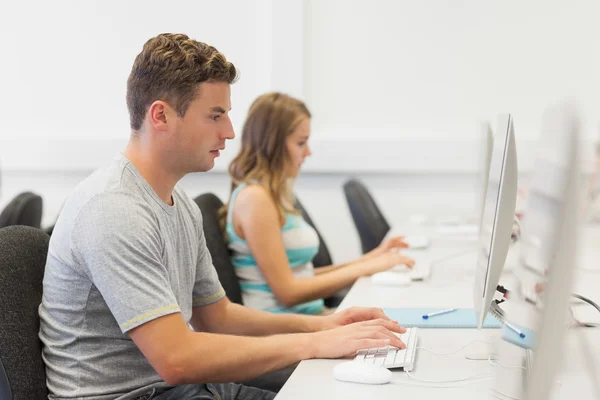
[126,33,237,130]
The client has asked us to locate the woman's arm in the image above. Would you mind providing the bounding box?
[313,236,411,275]
[232,185,409,307]
[313,262,352,275]
[313,245,413,275]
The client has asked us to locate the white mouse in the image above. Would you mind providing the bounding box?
[403,235,431,249]
[333,361,392,384]
[371,272,412,286]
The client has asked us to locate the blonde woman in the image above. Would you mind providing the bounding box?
[222,93,414,315]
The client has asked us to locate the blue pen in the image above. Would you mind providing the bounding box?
[422,308,457,320]
[505,321,526,339]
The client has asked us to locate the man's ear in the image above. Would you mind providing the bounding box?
[147,100,170,132]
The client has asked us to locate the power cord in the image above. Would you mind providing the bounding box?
[404,370,493,386]
[571,294,600,316]
[490,391,521,400]
[391,340,495,387]
[417,340,491,357]
[489,355,564,400]
[497,285,600,327]
[571,293,600,328]
[488,356,526,370]
[391,376,493,389]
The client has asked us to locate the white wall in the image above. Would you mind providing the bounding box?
[0,0,275,140]
[306,0,600,142]
[0,0,304,171]
[0,169,481,263]
[0,0,597,263]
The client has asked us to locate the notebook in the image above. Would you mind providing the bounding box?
[501,325,536,349]
[383,308,502,329]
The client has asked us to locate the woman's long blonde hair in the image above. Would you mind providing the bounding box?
[220,92,311,230]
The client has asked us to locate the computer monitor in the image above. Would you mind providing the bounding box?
[508,105,582,400]
[476,121,494,230]
[473,114,519,329]
[517,106,577,281]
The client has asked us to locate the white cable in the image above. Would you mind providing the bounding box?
[489,355,565,397]
[405,370,493,385]
[488,356,526,370]
[392,341,496,388]
[490,389,521,400]
[417,340,491,357]
[576,323,600,398]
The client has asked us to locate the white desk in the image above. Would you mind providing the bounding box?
[276,230,600,400]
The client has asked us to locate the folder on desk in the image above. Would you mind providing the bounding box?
[383,308,502,329]
[501,325,536,349]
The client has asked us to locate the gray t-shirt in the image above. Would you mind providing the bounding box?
[39,155,225,400]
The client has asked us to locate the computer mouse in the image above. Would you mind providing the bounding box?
[371,272,412,286]
[390,264,411,273]
[333,361,392,384]
[403,235,431,249]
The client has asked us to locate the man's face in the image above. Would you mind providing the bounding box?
[170,82,234,173]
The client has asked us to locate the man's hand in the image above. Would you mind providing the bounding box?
[306,319,406,359]
[318,306,406,333]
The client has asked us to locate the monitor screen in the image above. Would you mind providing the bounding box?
[473,114,519,329]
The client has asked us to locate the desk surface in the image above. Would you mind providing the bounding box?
[276,227,600,400]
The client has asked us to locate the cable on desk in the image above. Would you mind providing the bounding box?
[487,356,526,370]
[571,293,600,328]
[417,340,491,357]
[404,370,493,386]
[490,389,522,400]
[496,285,599,328]
[572,294,600,315]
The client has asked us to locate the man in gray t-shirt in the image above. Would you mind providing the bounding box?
[39,33,406,400]
[40,155,224,399]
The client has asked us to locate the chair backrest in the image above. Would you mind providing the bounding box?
[193,193,243,305]
[0,192,43,229]
[294,197,333,268]
[0,226,50,400]
[343,179,390,254]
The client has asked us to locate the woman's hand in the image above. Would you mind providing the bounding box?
[364,236,409,260]
[361,251,415,275]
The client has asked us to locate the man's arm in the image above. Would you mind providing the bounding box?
[130,311,404,385]
[190,296,325,335]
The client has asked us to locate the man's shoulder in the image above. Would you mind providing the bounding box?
[57,158,155,235]
[79,191,153,221]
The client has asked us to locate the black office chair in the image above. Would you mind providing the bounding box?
[295,197,333,268]
[0,226,50,400]
[193,193,243,305]
[194,193,297,392]
[0,192,43,229]
[343,179,390,254]
[295,197,348,307]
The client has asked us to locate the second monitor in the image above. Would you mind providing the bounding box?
[473,114,519,329]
